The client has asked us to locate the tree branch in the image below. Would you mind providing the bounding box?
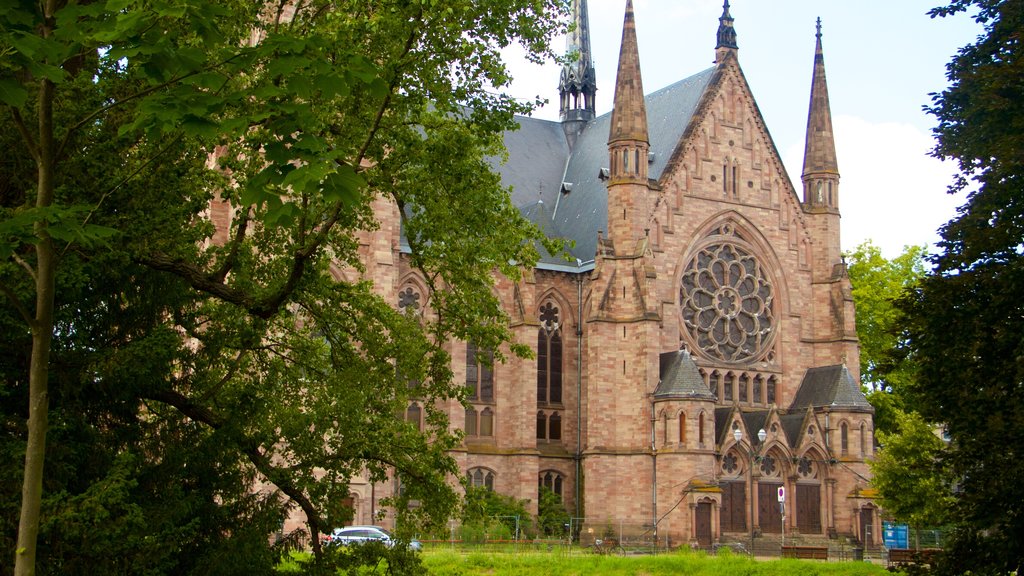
[10,107,40,163]
[0,279,35,328]
[56,52,248,161]
[142,387,329,556]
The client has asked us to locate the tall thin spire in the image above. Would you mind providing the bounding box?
[715,0,737,62]
[801,17,839,211]
[606,0,650,247]
[608,0,648,147]
[559,0,597,148]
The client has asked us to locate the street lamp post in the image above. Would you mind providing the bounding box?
[733,427,767,557]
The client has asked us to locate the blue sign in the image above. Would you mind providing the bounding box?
[883,521,909,549]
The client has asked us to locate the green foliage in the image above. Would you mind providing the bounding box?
[421,549,891,575]
[536,487,570,537]
[901,1,1024,574]
[1,0,570,573]
[846,241,927,435]
[845,241,926,390]
[459,486,531,541]
[868,410,953,529]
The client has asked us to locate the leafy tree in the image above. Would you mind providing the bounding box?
[845,241,927,435]
[1,0,568,573]
[868,410,953,541]
[900,0,1024,573]
[536,486,570,537]
[460,486,531,541]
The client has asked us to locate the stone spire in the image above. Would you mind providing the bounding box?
[715,0,737,62]
[608,0,648,150]
[606,0,650,246]
[801,17,840,211]
[559,0,597,148]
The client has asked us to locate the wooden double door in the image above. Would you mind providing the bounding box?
[721,481,746,532]
[757,482,783,533]
[796,484,822,534]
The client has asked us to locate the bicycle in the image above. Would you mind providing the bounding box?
[590,538,625,556]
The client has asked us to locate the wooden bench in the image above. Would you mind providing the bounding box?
[781,545,829,560]
[887,548,942,568]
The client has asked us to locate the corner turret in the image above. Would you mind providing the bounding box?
[560,0,597,149]
[715,1,738,63]
[606,0,650,247]
[801,18,840,213]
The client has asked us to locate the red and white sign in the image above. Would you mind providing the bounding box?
[777,486,786,502]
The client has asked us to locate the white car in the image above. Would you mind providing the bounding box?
[328,525,423,551]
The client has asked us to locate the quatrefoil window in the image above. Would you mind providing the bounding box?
[679,232,775,363]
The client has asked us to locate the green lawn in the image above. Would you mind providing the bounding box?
[421,548,894,575]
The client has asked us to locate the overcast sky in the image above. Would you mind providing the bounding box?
[501,0,983,257]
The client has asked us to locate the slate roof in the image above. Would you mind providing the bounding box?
[496,67,718,268]
[740,410,770,442]
[656,350,715,399]
[714,407,733,446]
[789,365,873,413]
[779,412,807,447]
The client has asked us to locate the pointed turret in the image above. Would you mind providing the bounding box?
[606,0,650,246]
[560,0,597,149]
[715,0,738,63]
[801,18,839,212]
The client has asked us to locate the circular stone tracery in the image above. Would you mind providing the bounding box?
[679,232,775,363]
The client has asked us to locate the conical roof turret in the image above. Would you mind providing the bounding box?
[715,1,738,62]
[802,18,839,181]
[608,0,648,146]
[559,0,597,148]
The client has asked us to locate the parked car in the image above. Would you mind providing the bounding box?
[327,525,423,551]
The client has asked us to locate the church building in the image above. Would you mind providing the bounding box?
[348,0,878,548]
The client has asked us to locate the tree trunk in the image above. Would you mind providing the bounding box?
[14,3,57,569]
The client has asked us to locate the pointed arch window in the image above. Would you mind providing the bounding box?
[536,411,562,443]
[465,406,477,436]
[539,471,565,498]
[679,412,687,445]
[549,412,562,441]
[860,422,867,456]
[480,407,494,437]
[466,341,494,402]
[537,302,563,405]
[468,467,495,490]
[841,422,849,455]
[406,403,422,431]
[699,412,706,445]
[739,374,749,403]
[753,375,763,405]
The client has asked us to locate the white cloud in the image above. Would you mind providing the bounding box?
[783,115,965,258]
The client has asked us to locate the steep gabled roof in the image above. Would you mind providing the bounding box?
[656,349,715,399]
[506,67,716,265]
[790,365,873,413]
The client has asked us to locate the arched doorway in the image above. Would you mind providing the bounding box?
[757,451,785,533]
[695,499,714,547]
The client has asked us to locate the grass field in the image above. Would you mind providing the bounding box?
[420,548,894,575]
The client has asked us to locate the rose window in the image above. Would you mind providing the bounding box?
[679,237,775,363]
